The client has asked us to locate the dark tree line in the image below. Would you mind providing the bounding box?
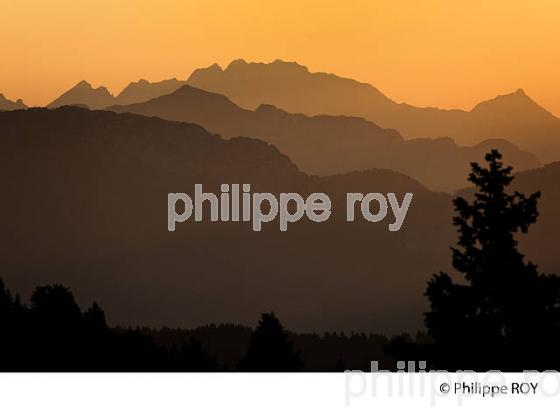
[0,280,219,371]
[138,325,396,371]
[0,277,397,371]
[0,280,311,371]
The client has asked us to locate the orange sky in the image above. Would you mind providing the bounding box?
[1,0,559,115]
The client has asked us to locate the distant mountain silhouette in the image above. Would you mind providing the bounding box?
[114,78,187,105]
[0,107,455,334]
[47,80,115,109]
[110,85,539,192]
[47,78,188,110]
[0,93,27,111]
[188,59,560,162]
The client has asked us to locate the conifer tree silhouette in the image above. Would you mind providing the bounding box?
[239,312,303,371]
[425,150,560,370]
[0,279,12,312]
[31,284,82,328]
[84,302,107,330]
[29,284,83,369]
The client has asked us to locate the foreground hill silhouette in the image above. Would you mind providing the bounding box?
[0,107,454,333]
[0,93,26,111]
[109,85,539,192]
[188,59,560,162]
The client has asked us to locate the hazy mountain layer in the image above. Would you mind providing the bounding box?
[47,80,115,109]
[110,85,540,192]
[47,78,187,109]
[0,107,454,334]
[188,59,560,162]
[114,78,187,105]
[0,93,27,111]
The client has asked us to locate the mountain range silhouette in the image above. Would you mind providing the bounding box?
[46,78,187,109]
[1,107,559,333]
[4,59,556,168]
[188,59,560,162]
[109,84,539,192]
[28,59,558,180]
[34,59,560,169]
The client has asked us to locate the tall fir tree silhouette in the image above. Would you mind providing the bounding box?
[239,312,303,371]
[425,150,560,370]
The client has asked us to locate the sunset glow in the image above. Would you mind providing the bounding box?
[1,0,559,114]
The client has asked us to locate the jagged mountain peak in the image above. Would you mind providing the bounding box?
[225,58,248,70]
[114,78,188,105]
[75,80,93,88]
[187,58,392,113]
[47,80,115,109]
[472,88,542,111]
[223,58,310,73]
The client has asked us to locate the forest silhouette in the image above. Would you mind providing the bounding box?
[1,150,558,371]
[0,279,399,371]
